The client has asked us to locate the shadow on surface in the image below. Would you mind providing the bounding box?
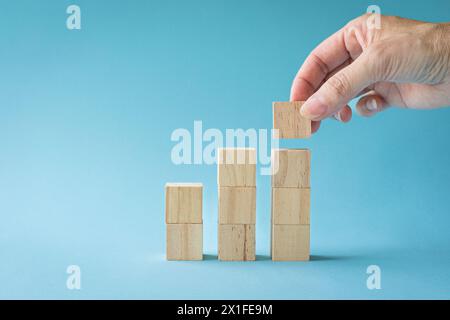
[310,255,359,261]
[203,254,272,261]
[202,254,358,262]
[203,254,218,261]
[203,254,358,261]
[191,254,360,262]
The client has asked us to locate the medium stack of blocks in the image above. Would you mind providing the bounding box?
[271,101,311,261]
[165,183,203,260]
[217,148,256,261]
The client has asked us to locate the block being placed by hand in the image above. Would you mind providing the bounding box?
[166,223,203,261]
[272,187,310,225]
[271,149,310,188]
[271,224,310,261]
[273,101,311,139]
[218,187,256,224]
[218,224,255,261]
[217,148,256,187]
[165,183,203,224]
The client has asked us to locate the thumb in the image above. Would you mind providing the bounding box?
[300,52,375,121]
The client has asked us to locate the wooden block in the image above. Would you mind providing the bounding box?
[272,188,310,225]
[218,187,256,224]
[166,224,203,260]
[165,183,202,224]
[217,148,256,187]
[271,224,310,261]
[272,149,310,188]
[273,101,311,139]
[218,224,255,261]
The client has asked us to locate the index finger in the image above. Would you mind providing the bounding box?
[290,26,351,102]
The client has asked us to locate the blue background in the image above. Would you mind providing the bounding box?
[1,0,449,299]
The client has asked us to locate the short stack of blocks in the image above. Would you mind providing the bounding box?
[272,101,311,261]
[217,148,256,261]
[165,183,203,260]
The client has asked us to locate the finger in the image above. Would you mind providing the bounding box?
[292,58,354,104]
[293,58,352,133]
[356,93,389,117]
[290,26,352,102]
[323,58,353,82]
[300,51,375,121]
[311,120,321,133]
[332,105,353,123]
[290,27,353,134]
[290,98,321,136]
[355,87,373,99]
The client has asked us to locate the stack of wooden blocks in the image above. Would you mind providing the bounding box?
[165,183,203,260]
[271,101,311,261]
[217,148,256,261]
[164,101,312,262]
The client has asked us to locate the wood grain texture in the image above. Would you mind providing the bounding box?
[219,187,256,224]
[166,223,203,261]
[273,101,311,139]
[165,183,203,224]
[217,148,256,187]
[218,224,255,261]
[272,101,311,139]
[271,149,310,188]
[272,187,310,225]
[271,224,310,261]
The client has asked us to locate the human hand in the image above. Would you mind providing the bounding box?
[290,14,450,133]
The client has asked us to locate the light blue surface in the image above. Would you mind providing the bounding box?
[1,0,450,299]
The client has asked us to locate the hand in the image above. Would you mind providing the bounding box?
[290,14,450,133]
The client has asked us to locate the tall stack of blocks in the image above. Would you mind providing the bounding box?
[165,183,203,260]
[217,148,256,261]
[272,101,311,261]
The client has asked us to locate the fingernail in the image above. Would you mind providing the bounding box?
[301,97,328,120]
[366,99,378,112]
[333,112,342,122]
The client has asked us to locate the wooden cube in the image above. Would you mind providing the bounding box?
[165,183,203,224]
[166,223,203,260]
[217,148,256,187]
[218,224,255,261]
[271,224,310,261]
[272,149,310,188]
[273,101,311,139]
[272,188,310,225]
[219,187,256,224]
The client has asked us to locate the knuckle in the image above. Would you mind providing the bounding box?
[348,12,384,28]
[350,13,370,26]
[309,53,329,76]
